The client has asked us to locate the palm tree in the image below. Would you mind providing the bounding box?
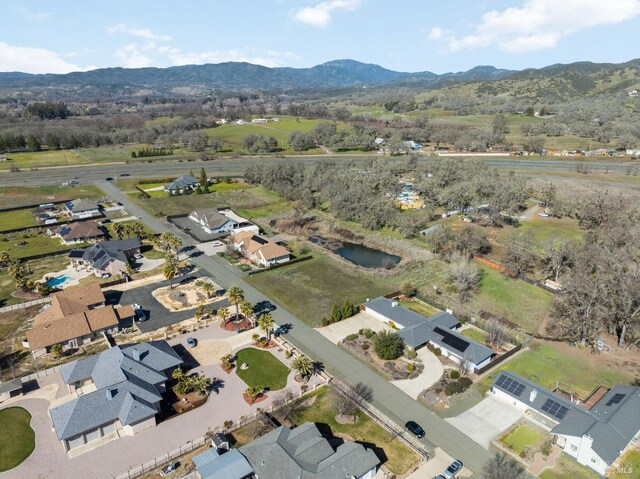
[129,221,145,240]
[191,375,212,396]
[196,279,215,299]
[258,313,275,340]
[112,222,124,240]
[217,307,230,326]
[163,255,180,288]
[292,356,315,380]
[159,232,182,260]
[227,286,244,321]
[0,251,10,270]
[240,301,254,326]
[245,385,264,403]
[194,304,205,321]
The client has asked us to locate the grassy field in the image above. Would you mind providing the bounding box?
[460,327,488,344]
[480,342,634,398]
[248,249,444,326]
[469,265,553,333]
[234,348,289,391]
[607,450,640,479]
[0,150,88,169]
[540,454,599,479]
[0,208,38,231]
[0,255,69,307]
[517,215,584,243]
[500,425,543,454]
[0,184,103,209]
[291,387,419,475]
[0,229,83,259]
[0,407,35,472]
[398,299,440,317]
[144,115,182,127]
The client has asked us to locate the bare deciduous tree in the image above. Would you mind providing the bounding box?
[448,253,479,303]
[486,319,506,349]
[482,452,526,479]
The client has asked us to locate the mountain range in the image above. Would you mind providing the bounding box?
[0,58,638,98]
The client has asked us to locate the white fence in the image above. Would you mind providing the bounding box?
[0,297,50,313]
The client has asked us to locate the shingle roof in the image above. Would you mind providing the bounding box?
[256,242,290,261]
[492,371,640,465]
[73,238,141,271]
[51,221,105,241]
[190,209,233,230]
[65,199,99,213]
[51,341,183,441]
[164,175,199,191]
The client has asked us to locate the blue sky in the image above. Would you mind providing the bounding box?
[1,0,640,74]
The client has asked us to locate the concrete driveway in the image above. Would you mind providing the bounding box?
[445,396,523,448]
[315,312,390,344]
[391,348,444,399]
[407,448,472,479]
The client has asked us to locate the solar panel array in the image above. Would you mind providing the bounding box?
[433,327,470,353]
[495,375,526,397]
[605,393,625,406]
[541,398,569,420]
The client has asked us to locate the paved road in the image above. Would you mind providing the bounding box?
[3,155,638,187]
[97,180,492,473]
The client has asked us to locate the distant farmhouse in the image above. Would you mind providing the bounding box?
[64,199,101,219]
[188,208,259,236]
[228,231,291,267]
[49,341,182,452]
[47,220,106,245]
[364,297,495,372]
[68,238,141,277]
[192,422,380,479]
[163,174,200,194]
[25,284,135,357]
[491,371,640,476]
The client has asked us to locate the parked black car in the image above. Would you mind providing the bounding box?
[405,420,425,438]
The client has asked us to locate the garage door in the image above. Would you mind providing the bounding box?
[66,434,86,450]
[101,422,116,435]
[84,427,103,443]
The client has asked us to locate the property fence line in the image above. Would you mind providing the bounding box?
[475,335,533,376]
[0,199,68,213]
[0,296,51,313]
[246,255,313,275]
[19,365,61,383]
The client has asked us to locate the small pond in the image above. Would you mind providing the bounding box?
[310,236,401,269]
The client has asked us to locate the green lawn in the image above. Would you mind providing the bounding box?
[398,299,440,318]
[480,342,634,398]
[291,387,419,475]
[0,230,83,259]
[500,425,543,454]
[0,255,70,307]
[234,348,290,391]
[0,407,35,472]
[0,150,88,169]
[0,208,38,231]
[519,215,584,243]
[460,327,488,344]
[470,265,553,333]
[540,454,599,479]
[607,450,640,479]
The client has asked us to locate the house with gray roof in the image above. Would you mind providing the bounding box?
[64,198,101,219]
[490,371,640,475]
[364,297,495,372]
[69,238,141,277]
[49,340,182,452]
[163,174,199,193]
[193,423,380,479]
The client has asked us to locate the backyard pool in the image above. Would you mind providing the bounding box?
[46,275,69,287]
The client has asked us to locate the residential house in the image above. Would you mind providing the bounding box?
[188,208,259,236]
[163,175,200,193]
[25,283,135,357]
[69,238,141,277]
[47,221,106,245]
[491,371,640,476]
[251,118,268,123]
[374,137,385,146]
[49,341,182,452]
[626,149,640,156]
[193,422,380,479]
[363,297,495,372]
[228,231,291,267]
[64,199,101,219]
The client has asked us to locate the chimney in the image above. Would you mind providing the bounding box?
[529,389,537,403]
[132,348,140,361]
[106,388,115,400]
[391,301,398,307]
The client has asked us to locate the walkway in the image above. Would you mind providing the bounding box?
[96,180,493,474]
[391,348,444,400]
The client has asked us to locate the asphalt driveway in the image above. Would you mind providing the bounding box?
[445,396,524,448]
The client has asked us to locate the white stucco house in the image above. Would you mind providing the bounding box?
[188,208,259,236]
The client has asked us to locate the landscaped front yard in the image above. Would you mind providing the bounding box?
[291,387,419,475]
[539,453,599,479]
[0,407,35,472]
[234,348,290,392]
[500,424,544,455]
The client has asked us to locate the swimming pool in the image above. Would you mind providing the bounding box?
[46,275,69,287]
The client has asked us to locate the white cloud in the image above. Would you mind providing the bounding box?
[293,0,361,28]
[107,24,172,42]
[430,0,640,54]
[114,43,155,68]
[15,7,51,22]
[0,41,90,74]
[159,47,300,68]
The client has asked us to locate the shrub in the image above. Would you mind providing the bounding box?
[361,344,369,351]
[434,347,442,356]
[359,328,375,339]
[252,333,260,342]
[345,333,359,342]
[450,370,461,379]
[387,320,399,330]
[285,350,292,359]
[444,377,473,396]
[541,440,553,457]
[407,363,416,372]
[373,331,405,360]
[405,348,417,360]
[459,377,472,389]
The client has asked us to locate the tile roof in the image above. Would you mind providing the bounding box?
[51,341,183,441]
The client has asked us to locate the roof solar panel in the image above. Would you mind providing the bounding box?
[605,393,625,406]
[495,375,526,397]
[433,327,469,353]
[541,398,569,420]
